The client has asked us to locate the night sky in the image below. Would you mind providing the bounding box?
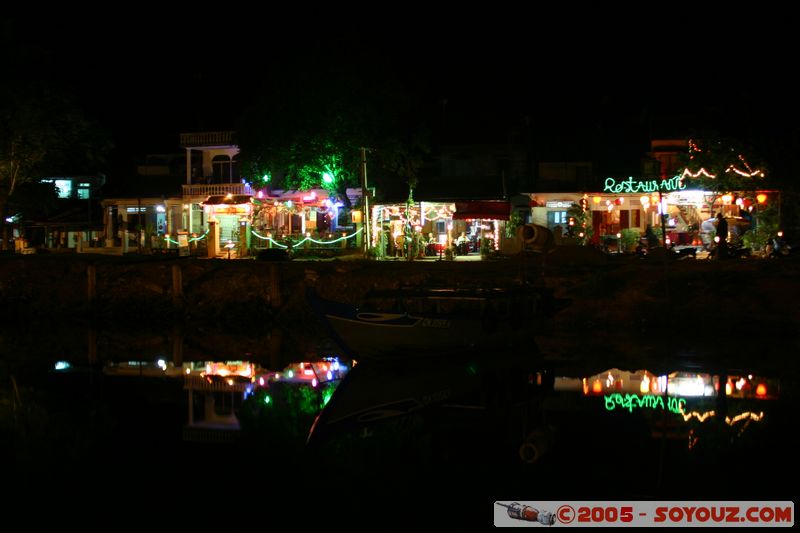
[4,12,799,179]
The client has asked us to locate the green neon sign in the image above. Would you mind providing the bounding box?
[603,176,686,194]
[604,393,686,415]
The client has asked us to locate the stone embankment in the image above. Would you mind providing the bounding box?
[1,249,798,373]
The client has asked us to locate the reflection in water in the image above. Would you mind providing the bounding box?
[52,355,349,443]
[553,368,778,450]
[3,323,797,520]
[307,359,793,504]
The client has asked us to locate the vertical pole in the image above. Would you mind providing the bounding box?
[361,147,371,255]
[173,324,184,366]
[269,329,282,372]
[87,264,96,303]
[658,190,667,247]
[87,325,97,365]
[185,148,192,185]
[137,197,143,254]
[270,264,282,308]
[172,264,183,307]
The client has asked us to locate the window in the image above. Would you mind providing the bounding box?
[212,155,232,182]
[231,154,240,182]
[77,188,90,199]
[547,211,567,226]
[54,179,72,199]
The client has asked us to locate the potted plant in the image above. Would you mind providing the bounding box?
[620,228,640,253]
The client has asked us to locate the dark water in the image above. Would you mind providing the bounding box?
[1,324,796,526]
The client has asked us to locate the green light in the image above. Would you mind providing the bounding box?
[322,387,335,407]
[264,395,271,405]
[287,370,294,378]
[604,393,686,415]
[603,176,687,194]
[262,173,271,182]
[322,172,334,184]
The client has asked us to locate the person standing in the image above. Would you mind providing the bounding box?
[716,212,728,259]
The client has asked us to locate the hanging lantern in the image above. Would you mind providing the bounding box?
[756,193,768,204]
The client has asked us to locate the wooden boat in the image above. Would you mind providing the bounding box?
[307,285,564,361]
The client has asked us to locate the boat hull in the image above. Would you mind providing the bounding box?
[308,287,554,361]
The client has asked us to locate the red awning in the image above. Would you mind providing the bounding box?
[453,201,511,220]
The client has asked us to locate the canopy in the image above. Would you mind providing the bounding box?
[452,201,510,220]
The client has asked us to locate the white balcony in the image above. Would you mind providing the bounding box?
[182,183,253,198]
[180,131,236,148]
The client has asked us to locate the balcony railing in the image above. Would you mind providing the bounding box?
[182,183,253,198]
[180,131,236,147]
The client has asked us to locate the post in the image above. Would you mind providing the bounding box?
[87,325,97,365]
[270,264,282,308]
[87,264,96,303]
[137,197,142,254]
[658,190,667,248]
[361,147,371,255]
[172,324,184,366]
[269,329,282,371]
[172,264,183,307]
[207,220,219,258]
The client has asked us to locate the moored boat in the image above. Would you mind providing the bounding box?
[307,285,563,361]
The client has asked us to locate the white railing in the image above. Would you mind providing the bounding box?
[182,183,253,198]
[180,131,236,147]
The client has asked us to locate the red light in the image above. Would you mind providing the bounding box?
[756,383,767,397]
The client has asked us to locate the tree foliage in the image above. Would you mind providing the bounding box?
[678,137,768,204]
[236,56,429,204]
[0,81,111,248]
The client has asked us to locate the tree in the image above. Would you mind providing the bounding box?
[0,84,110,250]
[678,136,768,210]
[236,55,429,215]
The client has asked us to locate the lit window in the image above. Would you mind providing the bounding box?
[55,180,72,198]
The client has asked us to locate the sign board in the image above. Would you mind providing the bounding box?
[545,201,573,208]
[177,233,189,256]
[603,176,686,194]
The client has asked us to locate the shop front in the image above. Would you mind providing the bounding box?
[527,175,777,250]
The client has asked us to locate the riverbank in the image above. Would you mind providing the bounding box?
[2,249,799,374]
